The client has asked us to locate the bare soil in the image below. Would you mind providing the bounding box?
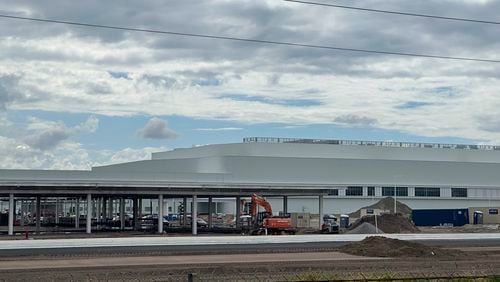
[339,236,465,258]
[349,213,419,233]
[0,255,499,281]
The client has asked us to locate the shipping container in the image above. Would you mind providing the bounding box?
[412,208,469,226]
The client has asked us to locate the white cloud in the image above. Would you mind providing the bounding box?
[0,0,499,145]
[137,117,179,139]
[24,116,99,151]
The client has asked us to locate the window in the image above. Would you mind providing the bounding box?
[367,187,375,196]
[451,188,467,198]
[346,186,363,196]
[382,187,408,197]
[415,187,440,197]
[382,187,394,197]
[489,209,498,215]
[328,189,339,196]
[397,187,408,197]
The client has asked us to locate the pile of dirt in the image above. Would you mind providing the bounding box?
[349,197,413,218]
[339,236,464,258]
[349,214,419,233]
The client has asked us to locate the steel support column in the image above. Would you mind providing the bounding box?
[86,193,92,234]
[319,195,324,230]
[75,197,80,229]
[102,197,107,223]
[20,199,24,228]
[108,197,113,219]
[133,196,139,231]
[120,198,125,230]
[283,196,288,214]
[192,195,197,235]
[208,196,213,229]
[158,194,163,233]
[35,196,41,234]
[55,198,59,225]
[235,196,241,228]
[182,197,187,227]
[8,193,14,235]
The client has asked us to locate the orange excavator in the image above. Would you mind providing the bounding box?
[247,193,295,235]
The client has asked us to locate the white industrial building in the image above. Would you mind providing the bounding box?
[2,137,500,235]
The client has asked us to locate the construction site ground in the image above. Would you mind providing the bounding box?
[1,237,500,281]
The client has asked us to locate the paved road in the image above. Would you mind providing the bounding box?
[0,251,382,270]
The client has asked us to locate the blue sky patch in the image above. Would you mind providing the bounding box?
[108,71,130,80]
[191,78,221,86]
[219,94,323,107]
[397,101,432,109]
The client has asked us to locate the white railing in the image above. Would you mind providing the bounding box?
[243,137,500,151]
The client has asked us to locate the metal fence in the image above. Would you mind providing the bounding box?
[183,271,500,282]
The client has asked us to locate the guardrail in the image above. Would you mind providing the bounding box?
[243,137,500,151]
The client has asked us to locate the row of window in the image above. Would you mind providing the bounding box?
[338,187,468,198]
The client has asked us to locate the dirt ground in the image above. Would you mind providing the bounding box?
[1,237,500,281]
[0,254,499,281]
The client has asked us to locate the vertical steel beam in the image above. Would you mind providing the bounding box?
[55,198,59,225]
[235,196,241,228]
[182,197,187,227]
[192,195,197,235]
[283,196,288,214]
[158,194,163,233]
[133,196,139,230]
[208,196,213,229]
[108,197,113,219]
[8,193,14,235]
[138,197,142,218]
[86,193,92,234]
[120,198,125,230]
[75,197,80,229]
[102,197,107,226]
[20,199,24,228]
[35,196,41,234]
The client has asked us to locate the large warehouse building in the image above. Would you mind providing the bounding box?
[2,137,500,235]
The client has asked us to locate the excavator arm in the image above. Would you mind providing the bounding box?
[250,193,273,217]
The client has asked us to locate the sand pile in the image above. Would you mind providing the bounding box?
[349,197,412,218]
[349,214,419,233]
[339,236,463,258]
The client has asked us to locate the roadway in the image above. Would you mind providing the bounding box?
[1,233,500,257]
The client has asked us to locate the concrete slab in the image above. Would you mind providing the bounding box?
[0,233,499,250]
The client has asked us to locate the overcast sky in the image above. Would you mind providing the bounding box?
[1,0,500,169]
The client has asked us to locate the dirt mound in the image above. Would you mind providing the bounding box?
[349,197,412,218]
[349,214,419,233]
[339,236,463,258]
[347,222,383,234]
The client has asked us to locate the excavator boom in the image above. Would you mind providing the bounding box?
[248,193,295,235]
[250,193,273,217]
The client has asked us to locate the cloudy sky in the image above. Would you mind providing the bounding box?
[1,0,500,169]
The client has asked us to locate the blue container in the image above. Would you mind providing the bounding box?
[412,209,469,226]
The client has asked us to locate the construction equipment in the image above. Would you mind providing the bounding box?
[321,214,339,234]
[246,193,296,235]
